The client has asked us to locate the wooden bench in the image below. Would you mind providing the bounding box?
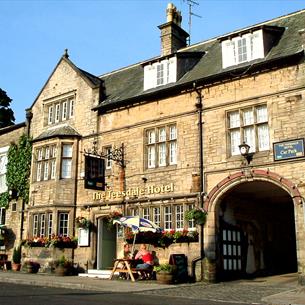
[115,267,154,280]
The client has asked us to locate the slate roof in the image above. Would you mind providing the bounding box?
[95,9,305,111]
[33,125,81,142]
[0,122,26,136]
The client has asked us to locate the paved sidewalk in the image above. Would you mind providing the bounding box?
[0,271,304,304]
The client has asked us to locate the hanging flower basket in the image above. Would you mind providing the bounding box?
[185,208,207,225]
[75,216,93,230]
[105,211,123,229]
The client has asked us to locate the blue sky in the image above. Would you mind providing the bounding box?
[1,0,305,123]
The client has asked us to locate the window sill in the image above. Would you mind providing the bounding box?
[228,150,270,161]
[145,164,177,173]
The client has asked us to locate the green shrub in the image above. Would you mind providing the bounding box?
[13,246,21,264]
[154,263,174,273]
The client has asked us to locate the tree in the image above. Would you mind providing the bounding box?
[0,88,15,128]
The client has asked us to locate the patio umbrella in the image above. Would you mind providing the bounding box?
[113,216,161,253]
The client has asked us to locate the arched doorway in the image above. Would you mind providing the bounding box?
[204,170,299,281]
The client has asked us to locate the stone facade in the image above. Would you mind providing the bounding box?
[2,5,305,283]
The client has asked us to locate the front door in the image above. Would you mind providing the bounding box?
[97,218,116,269]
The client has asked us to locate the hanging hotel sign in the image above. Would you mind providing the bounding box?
[273,139,305,161]
[92,183,174,201]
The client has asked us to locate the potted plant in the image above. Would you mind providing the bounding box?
[12,246,22,271]
[54,255,73,276]
[24,261,40,273]
[154,263,175,284]
[0,234,4,247]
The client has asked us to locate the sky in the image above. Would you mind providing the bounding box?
[1,0,305,124]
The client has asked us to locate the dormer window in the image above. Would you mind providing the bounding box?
[221,30,264,68]
[144,57,177,90]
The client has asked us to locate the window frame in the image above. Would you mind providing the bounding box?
[221,29,264,68]
[227,104,269,156]
[32,212,53,238]
[144,57,177,90]
[58,212,69,237]
[0,147,9,194]
[128,203,196,231]
[46,96,75,126]
[145,124,177,169]
[34,144,57,182]
[61,143,73,179]
[104,146,112,170]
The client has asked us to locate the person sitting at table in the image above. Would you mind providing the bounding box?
[119,243,132,279]
[134,244,154,279]
[122,243,132,259]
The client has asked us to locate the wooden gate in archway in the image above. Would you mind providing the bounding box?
[218,219,247,280]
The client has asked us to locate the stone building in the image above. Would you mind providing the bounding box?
[0,123,26,257]
[9,3,305,282]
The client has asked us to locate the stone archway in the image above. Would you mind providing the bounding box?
[204,169,300,281]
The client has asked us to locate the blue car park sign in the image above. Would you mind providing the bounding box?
[273,139,305,161]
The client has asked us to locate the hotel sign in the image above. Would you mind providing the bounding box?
[273,139,305,161]
[93,183,174,201]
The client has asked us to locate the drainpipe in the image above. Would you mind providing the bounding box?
[72,138,80,262]
[191,84,205,281]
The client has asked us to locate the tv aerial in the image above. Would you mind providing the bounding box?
[183,0,202,45]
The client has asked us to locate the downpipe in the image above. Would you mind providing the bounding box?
[190,85,205,282]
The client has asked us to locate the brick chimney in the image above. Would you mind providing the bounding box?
[158,3,189,56]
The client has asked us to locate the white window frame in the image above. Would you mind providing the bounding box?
[48,105,54,125]
[164,206,172,230]
[36,163,42,182]
[55,103,61,123]
[61,144,72,179]
[40,214,46,237]
[0,146,9,194]
[33,214,39,236]
[58,212,69,237]
[47,213,53,238]
[46,96,75,125]
[228,104,269,156]
[62,100,68,121]
[105,146,112,169]
[35,145,57,182]
[222,29,264,68]
[145,124,177,169]
[153,207,161,228]
[69,99,75,118]
[175,204,184,231]
[144,57,177,90]
[142,207,150,220]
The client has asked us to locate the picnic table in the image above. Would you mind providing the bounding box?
[109,258,154,282]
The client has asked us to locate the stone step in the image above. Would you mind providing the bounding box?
[78,269,118,279]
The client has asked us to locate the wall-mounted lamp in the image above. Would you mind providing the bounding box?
[239,142,254,164]
[141,175,147,183]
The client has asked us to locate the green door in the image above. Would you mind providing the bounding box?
[97,218,116,269]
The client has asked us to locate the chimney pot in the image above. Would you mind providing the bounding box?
[158,3,189,56]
